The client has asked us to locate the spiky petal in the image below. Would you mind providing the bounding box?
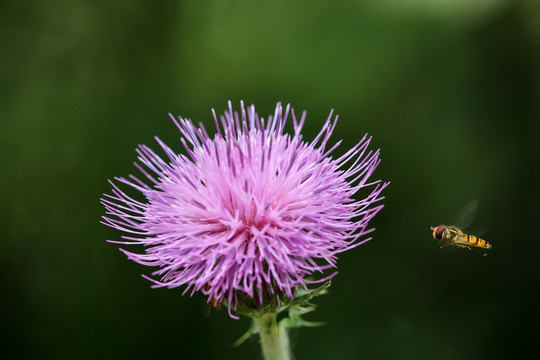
[101,101,388,318]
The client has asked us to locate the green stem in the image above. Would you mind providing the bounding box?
[253,312,291,360]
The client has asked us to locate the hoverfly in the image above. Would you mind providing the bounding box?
[201,285,221,317]
[430,200,491,256]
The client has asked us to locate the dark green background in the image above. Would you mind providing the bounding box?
[2,1,539,359]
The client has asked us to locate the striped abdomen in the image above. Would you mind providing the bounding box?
[458,234,491,249]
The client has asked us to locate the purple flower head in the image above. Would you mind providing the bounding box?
[102,101,388,318]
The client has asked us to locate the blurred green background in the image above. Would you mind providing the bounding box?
[2,0,539,359]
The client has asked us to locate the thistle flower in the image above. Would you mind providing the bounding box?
[101,101,388,319]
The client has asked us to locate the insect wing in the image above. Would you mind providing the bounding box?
[454,200,478,230]
[201,295,212,317]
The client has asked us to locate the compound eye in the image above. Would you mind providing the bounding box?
[435,225,445,240]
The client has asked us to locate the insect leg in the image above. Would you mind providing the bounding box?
[454,243,487,256]
[439,239,455,248]
[468,247,487,256]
